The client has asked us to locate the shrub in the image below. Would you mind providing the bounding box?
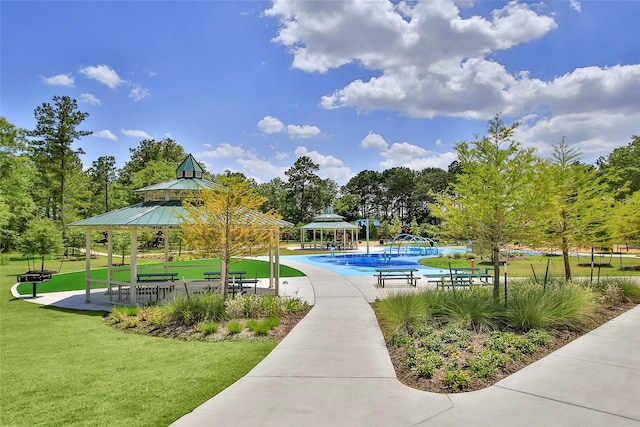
[524,329,551,347]
[485,331,535,360]
[126,306,141,316]
[467,350,507,380]
[597,278,640,303]
[444,368,471,391]
[505,280,596,331]
[387,330,413,348]
[245,317,280,335]
[439,287,502,332]
[165,293,226,325]
[224,297,245,319]
[415,353,442,378]
[375,292,425,333]
[226,320,242,335]
[139,305,168,328]
[197,321,219,335]
[110,306,128,323]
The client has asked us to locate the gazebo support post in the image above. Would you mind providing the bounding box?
[275,229,281,296]
[163,226,169,273]
[130,228,138,305]
[107,228,113,285]
[85,227,92,303]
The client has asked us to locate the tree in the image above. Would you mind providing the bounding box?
[432,115,550,299]
[179,176,283,299]
[257,177,288,215]
[342,170,384,219]
[546,139,611,280]
[88,156,117,213]
[285,156,320,223]
[112,230,131,265]
[597,135,640,200]
[19,218,64,272]
[0,117,37,249]
[29,96,91,232]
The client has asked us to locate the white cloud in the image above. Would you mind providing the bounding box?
[129,84,150,101]
[258,115,321,139]
[294,146,354,184]
[41,73,74,87]
[121,129,152,139]
[286,124,321,139]
[196,143,246,158]
[202,143,212,148]
[80,65,124,89]
[266,0,640,163]
[80,93,101,106]
[236,157,286,183]
[93,129,117,141]
[379,142,458,170]
[275,151,289,161]
[569,0,581,13]
[258,116,285,134]
[360,131,388,150]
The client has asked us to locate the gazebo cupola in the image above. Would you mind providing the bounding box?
[135,154,217,202]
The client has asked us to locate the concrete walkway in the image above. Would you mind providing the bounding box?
[172,260,640,427]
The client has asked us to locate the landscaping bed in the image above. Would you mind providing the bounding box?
[385,302,634,393]
[374,277,640,393]
[104,293,311,342]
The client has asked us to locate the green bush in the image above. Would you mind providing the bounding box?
[226,320,242,334]
[375,292,425,333]
[110,306,128,323]
[126,306,141,316]
[443,368,471,391]
[387,330,413,348]
[505,280,596,331]
[467,350,507,380]
[524,329,551,346]
[245,317,280,335]
[139,306,168,328]
[197,321,219,335]
[439,287,502,332]
[415,353,443,378]
[166,293,226,325]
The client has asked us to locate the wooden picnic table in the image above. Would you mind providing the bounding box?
[374,268,419,287]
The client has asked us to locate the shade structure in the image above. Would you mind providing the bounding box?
[69,154,292,304]
[298,211,359,250]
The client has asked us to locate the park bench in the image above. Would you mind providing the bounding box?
[374,268,419,287]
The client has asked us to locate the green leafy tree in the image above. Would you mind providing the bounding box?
[0,117,37,249]
[597,135,640,200]
[342,170,384,219]
[19,218,64,272]
[546,139,611,279]
[285,156,320,223]
[382,167,416,223]
[256,177,288,215]
[179,176,283,299]
[87,156,117,213]
[28,96,91,231]
[112,230,131,265]
[432,115,550,298]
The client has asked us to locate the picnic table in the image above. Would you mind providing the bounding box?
[202,271,259,296]
[374,268,419,287]
[136,272,178,282]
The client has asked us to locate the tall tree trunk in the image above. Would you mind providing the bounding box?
[492,244,501,301]
[562,236,572,281]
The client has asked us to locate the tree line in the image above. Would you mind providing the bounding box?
[2,97,640,283]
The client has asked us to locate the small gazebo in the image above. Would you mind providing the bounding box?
[298,210,359,250]
[70,154,292,304]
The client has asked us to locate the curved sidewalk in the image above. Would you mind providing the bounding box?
[173,260,640,426]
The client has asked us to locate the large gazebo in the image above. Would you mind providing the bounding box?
[70,154,292,304]
[298,211,359,250]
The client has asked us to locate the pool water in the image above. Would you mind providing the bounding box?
[310,253,421,268]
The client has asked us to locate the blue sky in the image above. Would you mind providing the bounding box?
[2,1,639,185]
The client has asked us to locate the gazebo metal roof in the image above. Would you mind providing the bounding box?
[298,212,359,230]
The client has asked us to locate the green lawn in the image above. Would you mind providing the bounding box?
[420,253,640,278]
[15,257,305,295]
[0,255,280,426]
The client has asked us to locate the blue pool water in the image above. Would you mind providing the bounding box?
[311,253,421,268]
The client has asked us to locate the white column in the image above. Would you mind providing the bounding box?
[85,228,91,303]
[130,228,138,305]
[107,228,113,284]
[275,229,280,296]
[163,226,169,273]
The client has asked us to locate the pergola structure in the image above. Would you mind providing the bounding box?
[70,154,292,304]
[298,211,359,250]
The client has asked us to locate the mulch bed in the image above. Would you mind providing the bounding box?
[387,303,636,393]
